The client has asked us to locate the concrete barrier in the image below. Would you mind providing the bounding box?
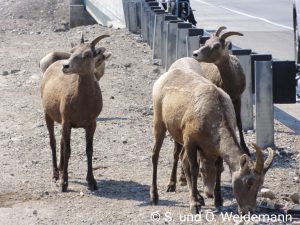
[85,0,125,28]
[70,0,97,28]
[232,49,253,131]
[255,61,274,148]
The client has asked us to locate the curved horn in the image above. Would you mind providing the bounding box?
[215,26,227,37]
[264,147,274,173]
[220,31,243,40]
[252,143,264,174]
[91,35,110,48]
[80,32,84,44]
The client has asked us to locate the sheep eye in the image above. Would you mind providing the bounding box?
[212,44,221,50]
[245,177,255,187]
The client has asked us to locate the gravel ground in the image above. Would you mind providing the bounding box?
[0,0,299,224]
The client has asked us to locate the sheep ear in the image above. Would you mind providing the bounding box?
[103,52,112,60]
[94,47,106,56]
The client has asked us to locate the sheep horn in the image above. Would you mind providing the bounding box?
[80,32,84,44]
[91,35,110,48]
[264,147,274,173]
[220,31,243,40]
[252,143,264,174]
[215,26,227,37]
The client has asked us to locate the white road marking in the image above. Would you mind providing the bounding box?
[194,0,293,31]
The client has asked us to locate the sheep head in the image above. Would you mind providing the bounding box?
[62,34,110,75]
[232,144,274,214]
[192,26,243,64]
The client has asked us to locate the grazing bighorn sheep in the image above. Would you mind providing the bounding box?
[167,27,251,193]
[40,34,109,192]
[39,38,111,81]
[150,67,274,214]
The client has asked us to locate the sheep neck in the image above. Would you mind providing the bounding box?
[214,55,234,93]
[218,122,243,173]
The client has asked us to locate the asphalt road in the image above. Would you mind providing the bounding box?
[190,0,295,60]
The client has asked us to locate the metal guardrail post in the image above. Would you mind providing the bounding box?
[128,2,138,33]
[149,9,165,48]
[152,14,175,59]
[251,54,272,93]
[199,36,210,47]
[165,21,184,70]
[175,23,193,60]
[255,61,274,148]
[232,49,253,131]
[142,1,159,41]
[147,6,161,44]
[184,28,204,57]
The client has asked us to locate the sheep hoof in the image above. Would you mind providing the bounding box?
[150,197,159,205]
[166,182,176,192]
[60,181,68,192]
[197,192,205,206]
[190,204,201,214]
[52,169,59,182]
[88,182,98,191]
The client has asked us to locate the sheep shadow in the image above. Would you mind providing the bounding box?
[96,117,128,122]
[74,179,177,206]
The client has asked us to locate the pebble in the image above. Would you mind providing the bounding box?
[290,193,300,204]
[260,188,276,199]
[2,71,9,75]
[110,96,115,99]
[80,191,84,197]
[10,69,20,74]
[33,210,37,215]
[124,63,131,68]
[152,67,160,74]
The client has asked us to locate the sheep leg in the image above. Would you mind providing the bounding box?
[214,156,224,208]
[182,141,203,214]
[85,121,98,191]
[167,141,182,192]
[58,136,64,177]
[150,120,166,205]
[60,121,71,192]
[233,99,250,156]
[45,114,59,181]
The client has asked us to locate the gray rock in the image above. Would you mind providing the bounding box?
[260,188,276,199]
[290,193,300,204]
[124,63,131,68]
[33,209,37,215]
[2,71,9,75]
[10,69,20,74]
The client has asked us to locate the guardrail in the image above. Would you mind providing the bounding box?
[121,0,297,148]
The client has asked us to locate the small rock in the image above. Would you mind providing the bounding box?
[36,31,41,35]
[121,137,128,144]
[80,191,84,197]
[124,63,131,68]
[290,193,300,204]
[152,67,160,74]
[33,210,37,215]
[22,180,29,184]
[260,188,276,199]
[2,71,9,75]
[10,69,20,74]
[44,191,49,195]
[110,96,115,99]
[294,177,300,183]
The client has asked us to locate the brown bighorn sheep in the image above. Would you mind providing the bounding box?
[39,41,111,81]
[150,68,274,214]
[167,27,250,193]
[40,34,109,192]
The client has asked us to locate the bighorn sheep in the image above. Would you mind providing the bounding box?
[39,39,111,81]
[150,67,274,214]
[167,27,251,192]
[40,34,109,192]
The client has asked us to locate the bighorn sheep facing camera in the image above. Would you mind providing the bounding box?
[39,34,111,81]
[150,67,274,214]
[40,34,109,192]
